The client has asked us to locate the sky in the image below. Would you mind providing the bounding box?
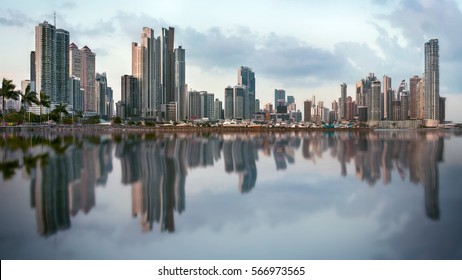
[1,0,462,121]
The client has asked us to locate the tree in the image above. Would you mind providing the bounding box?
[52,102,68,124]
[39,91,50,122]
[1,78,20,117]
[20,85,39,123]
[113,116,122,124]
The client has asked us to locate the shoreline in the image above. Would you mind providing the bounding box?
[1,124,455,135]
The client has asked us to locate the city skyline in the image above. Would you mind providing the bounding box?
[1,0,462,121]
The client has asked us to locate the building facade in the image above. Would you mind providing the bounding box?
[424,39,439,121]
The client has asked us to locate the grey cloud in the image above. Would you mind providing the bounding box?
[0,9,34,27]
[376,0,462,91]
[59,1,77,9]
[179,26,354,87]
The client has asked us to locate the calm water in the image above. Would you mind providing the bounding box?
[1,129,462,259]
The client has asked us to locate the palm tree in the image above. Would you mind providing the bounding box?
[1,78,20,118]
[52,102,68,124]
[20,85,40,123]
[39,91,50,123]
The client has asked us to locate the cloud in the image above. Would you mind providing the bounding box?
[376,0,462,91]
[179,26,354,87]
[59,1,78,9]
[0,9,34,27]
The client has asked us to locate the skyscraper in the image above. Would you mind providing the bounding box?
[96,72,108,118]
[55,29,69,104]
[121,74,140,119]
[132,26,179,121]
[132,27,156,118]
[30,51,36,91]
[238,66,255,119]
[304,100,312,122]
[274,89,285,112]
[35,21,70,111]
[175,46,187,120]
[81,46,96,113]
[35,21,56,107]
[370,80,381,121]
[234,85,245,119]
[70,43,96,114]
[383,75,392,119]
[424,39,439,121]
[224,86,234,119]
[158,27,175,108]
[409,75,420,119]
[340,83,347,120]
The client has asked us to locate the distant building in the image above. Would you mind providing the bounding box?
[409,75,420,119]
[224,86,234,119]
[175,46,187,120]
[274,89,285,112]
[340,83,347,119]
[383,75,392,119]
[214,98,223,120]
[392,100,401,121]
[35,21,69,111]
[357,106,368,122]
[370,80,381,121]
[238,66,255,119]
[121,74,140,119]
[424,39,439,121]
[400,91,409,120]
[439,96,446,124]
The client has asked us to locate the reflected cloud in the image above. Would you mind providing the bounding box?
[1,129,461,258]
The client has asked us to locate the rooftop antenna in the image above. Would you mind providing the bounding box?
[54,11,56,27]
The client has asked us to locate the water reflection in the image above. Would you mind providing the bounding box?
[1,129,460,238]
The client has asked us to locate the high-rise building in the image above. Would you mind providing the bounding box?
[224,86,234,120]
[264,103,273,114]
[159,27,175,107]
[121,74,140,119]
[409,75,420,119]
[340,83,347,119]
[188,90,201,120]
[238,66,255,119]
[304,100,312,122]
[132,27,156,118]
[175,46,187,120]
[131,26,179,121]
[106,86,113,118]
[214,98,223,120]
[397,79,406,100]
[424,39,439,120]
[287,95,295,105]
[234,86,245,119]
[392,100,401,121]
[439,97,446,124]
[400,90,409,120]
[274,89,285,112]
[255,99,260,113]
[30,51,36,91]
[69,43,81,77]
[35,21,56,109]
[70,43,96,114]
[417,76,425,119]
[69,76,83,113]
[81,45,96,113]
[346,96,356,121]
[55,29,69,104]
[96,72,108,118]
[370,80,381,121]
[383,75,392,119]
